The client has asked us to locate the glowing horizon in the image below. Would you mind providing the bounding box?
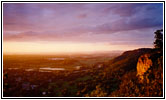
[3,41,153,54]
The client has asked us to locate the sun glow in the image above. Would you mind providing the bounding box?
[3,41,111,54]
[3,41,152,54]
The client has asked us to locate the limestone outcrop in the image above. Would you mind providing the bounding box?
[137,54,152,83]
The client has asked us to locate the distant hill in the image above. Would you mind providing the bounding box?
[105,48,153,73]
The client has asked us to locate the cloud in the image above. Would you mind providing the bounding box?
[77,13,87,19]
[93,3,163,34]
[3,3,163,43]
[95,17,162,34]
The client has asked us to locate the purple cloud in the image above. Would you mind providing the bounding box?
[3,3,163,47]
[77,13,87,19]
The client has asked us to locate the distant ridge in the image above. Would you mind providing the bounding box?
[105,48,153,73]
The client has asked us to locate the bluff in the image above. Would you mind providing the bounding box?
[107,48,163,97]
[106,48,153,74]
[136,50,163,83]
[137,54,153,83]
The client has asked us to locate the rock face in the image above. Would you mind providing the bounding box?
[137,54,152,83]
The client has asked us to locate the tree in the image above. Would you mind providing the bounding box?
[154,29,163,52]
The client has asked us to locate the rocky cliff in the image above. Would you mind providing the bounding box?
[136,54,153,83]
[110,49,163,97]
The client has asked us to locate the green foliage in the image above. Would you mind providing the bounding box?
[76,76,93,82]
[110,54,163,97]
[85,85,107,97]
[154,29,163,52]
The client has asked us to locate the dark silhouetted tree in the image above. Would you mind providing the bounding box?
[154,29,163,52]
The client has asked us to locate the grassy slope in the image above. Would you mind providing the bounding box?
[84,48,163,97]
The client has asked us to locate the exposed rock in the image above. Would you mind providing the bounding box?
[137,54,152,83]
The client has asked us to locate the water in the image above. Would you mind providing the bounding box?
[8,68,19,70]
[39,67,65,71]
[48,58,65,60]
[25,69,34,71]
[8,67,65,72]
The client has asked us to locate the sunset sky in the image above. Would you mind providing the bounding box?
[3,3,163,54]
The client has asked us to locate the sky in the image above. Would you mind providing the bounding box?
[3,3,163,54]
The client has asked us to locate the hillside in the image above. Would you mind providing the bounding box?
[82,48,163,97]
[97,48,162,97]
[3,48,163,97]
[105,48,153,73]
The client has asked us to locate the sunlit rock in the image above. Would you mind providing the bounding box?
[137,54,152,83]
